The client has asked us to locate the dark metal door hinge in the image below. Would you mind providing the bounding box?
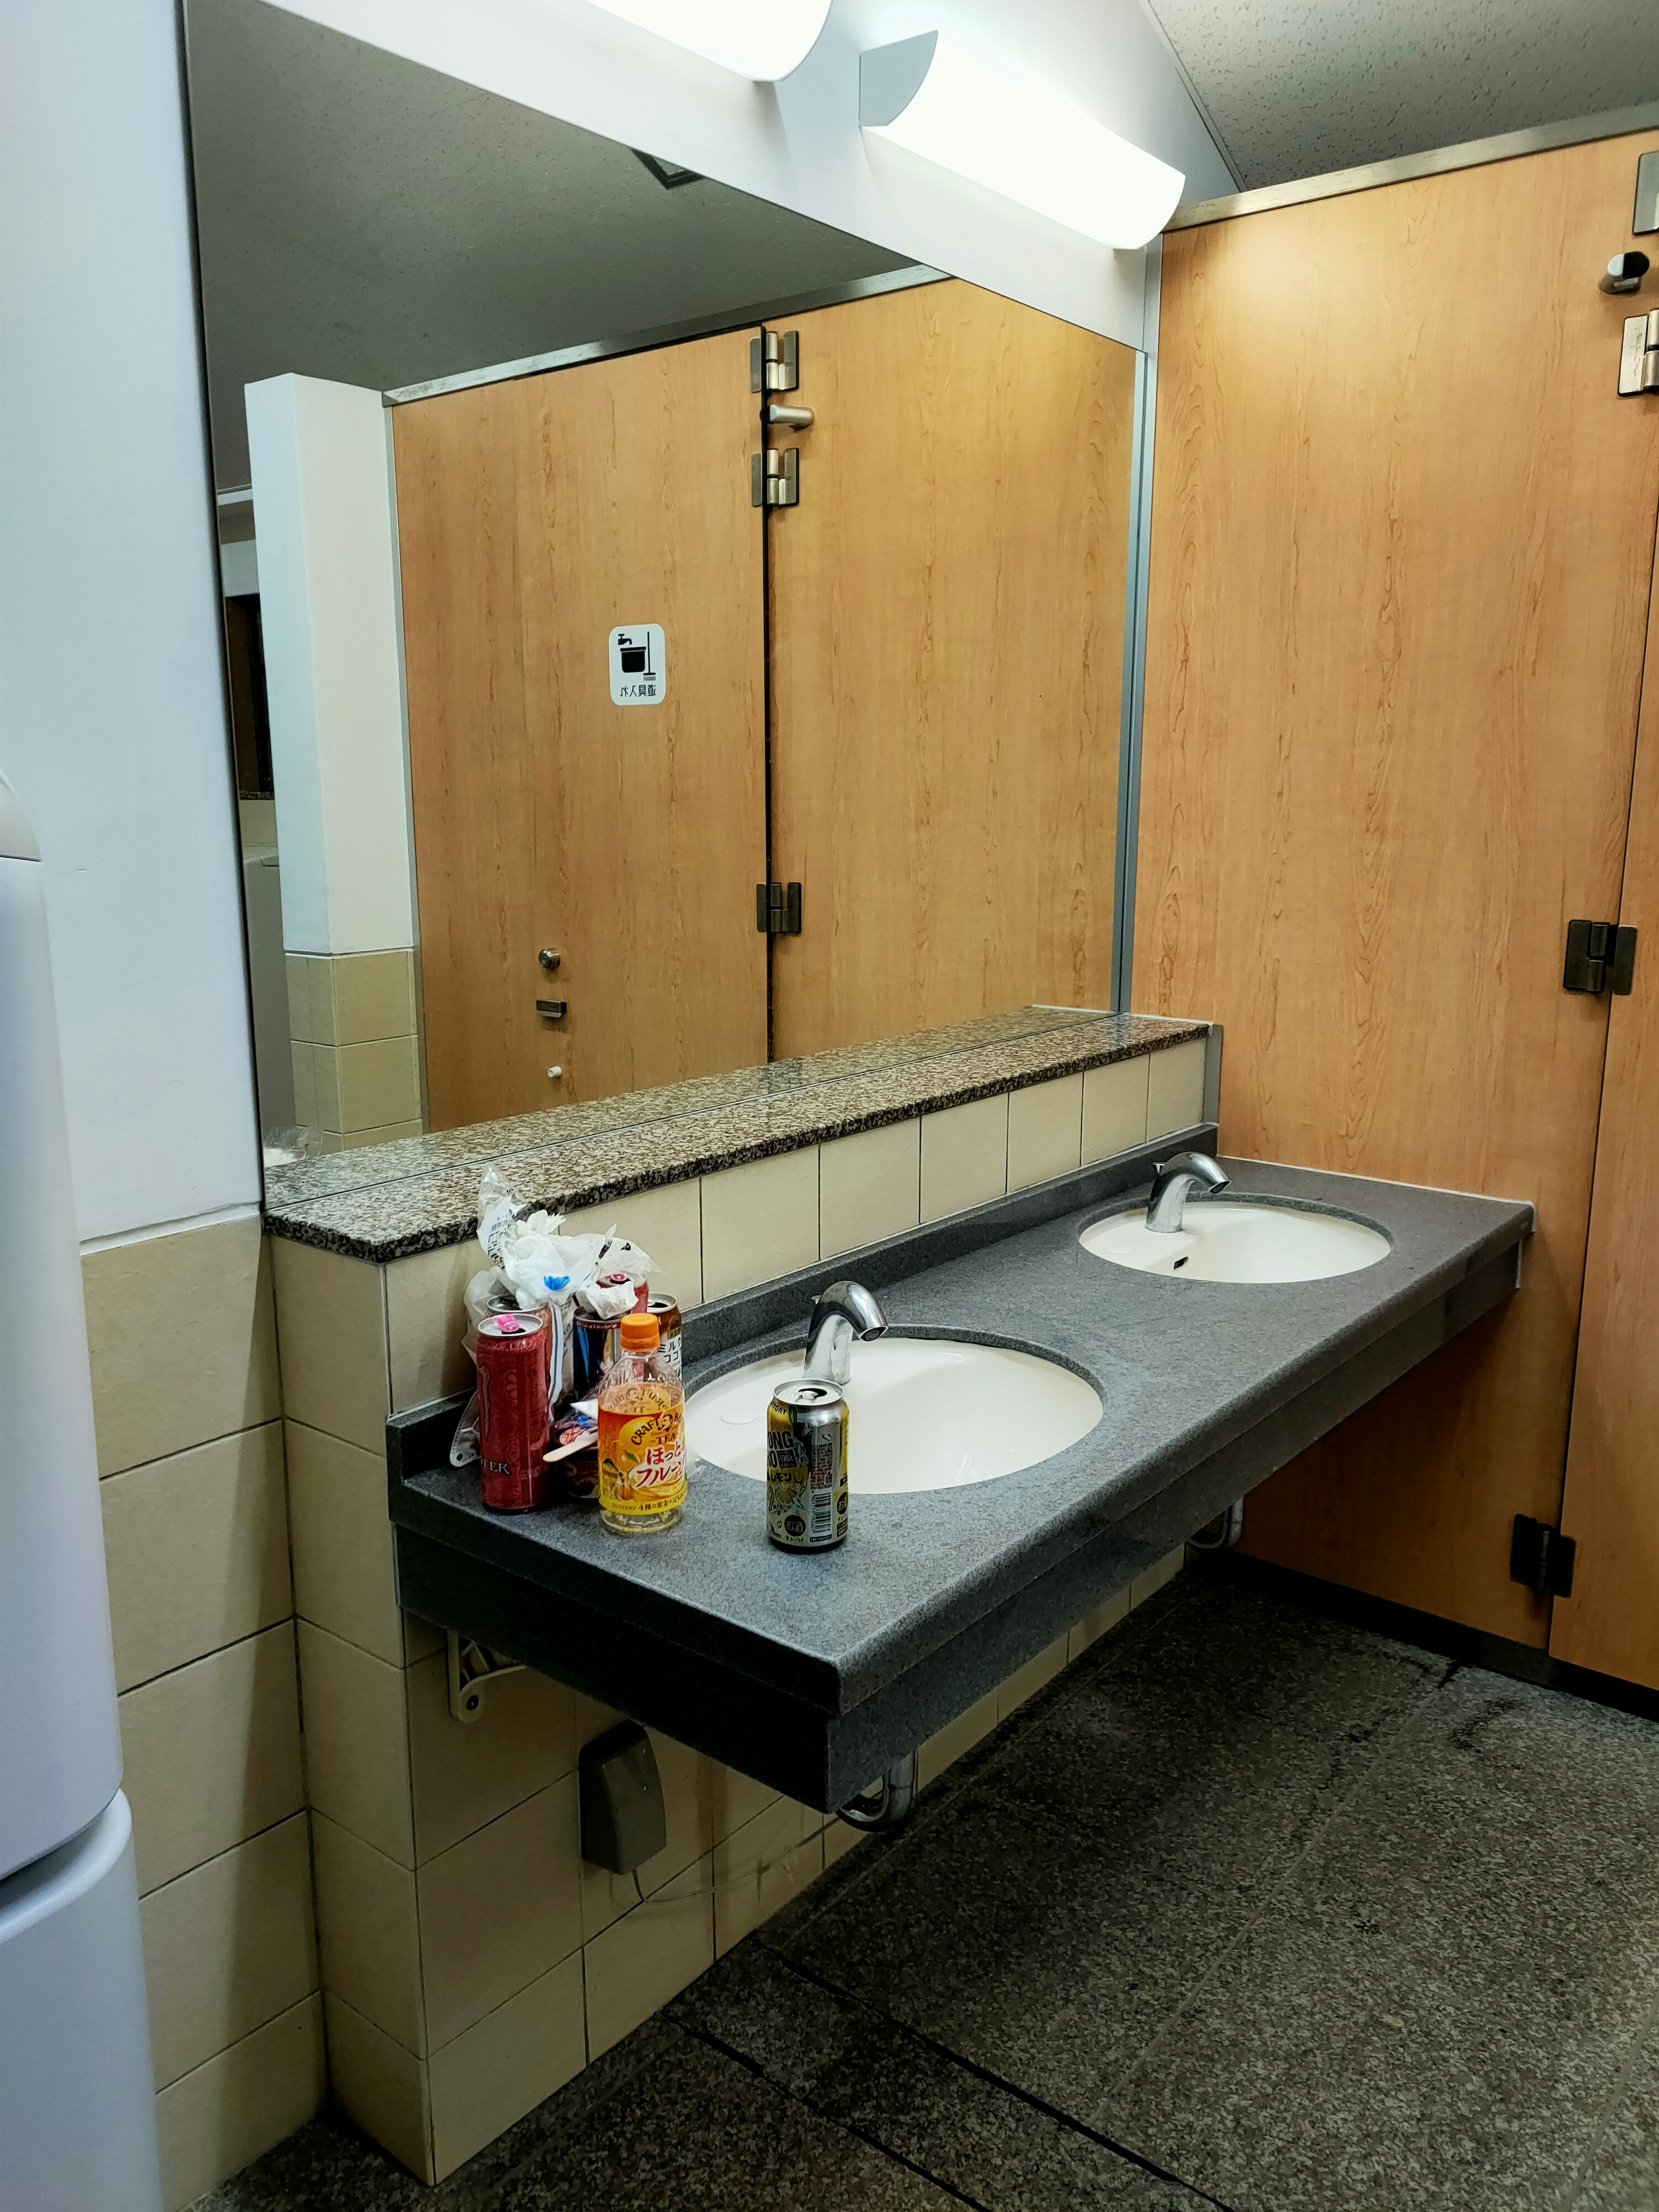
[755,882,802,934]
[1563,919,1637,995]
[750,329,799,393]
[1510,1514,1576,1599]
[751,448,799,507]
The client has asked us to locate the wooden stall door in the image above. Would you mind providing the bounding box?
[1551,566,1659,1688]
[395,331,766,1126]
[1136,133,1659,1644]
[767,281,1136,1061]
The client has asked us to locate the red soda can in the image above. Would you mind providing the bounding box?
[476,1310,551,1511]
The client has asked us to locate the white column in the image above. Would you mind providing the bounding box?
[245,375,415,958]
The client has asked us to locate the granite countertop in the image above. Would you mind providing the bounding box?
[393,1158,1533,1714]
[264,1007,1208,1264]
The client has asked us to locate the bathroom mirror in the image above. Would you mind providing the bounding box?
[184,0,1142,1189]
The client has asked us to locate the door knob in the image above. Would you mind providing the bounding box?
[538,948,561,971]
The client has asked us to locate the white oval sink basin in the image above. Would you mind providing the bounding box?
[1081,1201,1388,1283]
[687,1337,1102,1494]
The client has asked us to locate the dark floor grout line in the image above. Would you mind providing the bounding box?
[670,2018,991,2211]
[769,1949,1241,2212]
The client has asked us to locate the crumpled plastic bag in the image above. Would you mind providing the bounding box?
[450,1166,653,1467]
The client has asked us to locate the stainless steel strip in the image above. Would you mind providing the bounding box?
[383,264,948,406]
[1167,104,1659,231]
[1111,243,1160,1014]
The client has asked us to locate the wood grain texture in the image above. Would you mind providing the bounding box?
[396,330,766,1127]
[1137,133,1659,1643]
[1551,553,1659,1687]
[768,281,1136,1060]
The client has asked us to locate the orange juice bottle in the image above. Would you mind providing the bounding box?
[597,1311,686,1535]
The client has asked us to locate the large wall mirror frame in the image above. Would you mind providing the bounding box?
[183,0,1156,1200]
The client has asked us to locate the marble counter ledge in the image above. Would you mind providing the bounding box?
[263,1010,1209,1264]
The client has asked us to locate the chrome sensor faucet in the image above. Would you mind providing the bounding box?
[803,1281,888,1386]
[1146,1151,1230,1233]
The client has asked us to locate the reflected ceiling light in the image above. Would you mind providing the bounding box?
[587,1,832,81]
[859,32,1184,252]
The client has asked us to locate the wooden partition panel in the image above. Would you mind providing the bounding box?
[395,331,766,1126]
[1551,563,1659,1688]
[1137,134,1659,1643]
[767,282,1136,1061]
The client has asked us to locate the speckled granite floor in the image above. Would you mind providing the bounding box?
[195,1575,1659,2212]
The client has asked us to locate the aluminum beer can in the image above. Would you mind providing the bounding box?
[766,1380,849,1552]
[572,1312,622,1402]
[646,1295,682,1379]
[476,1310,550,1511]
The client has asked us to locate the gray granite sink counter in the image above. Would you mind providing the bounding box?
[391,1157,1533,1743]
[265,1008,1207,1263]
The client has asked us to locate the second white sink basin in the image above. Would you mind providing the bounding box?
[687,1336,1102,1494]
[1081,1201,1389,1283]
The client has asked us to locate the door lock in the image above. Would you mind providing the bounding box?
[537,947,561,971]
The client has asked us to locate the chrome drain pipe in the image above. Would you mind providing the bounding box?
[836,1750,917,1831]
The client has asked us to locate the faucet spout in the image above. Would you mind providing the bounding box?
[1145,1151,1230,1234]
[803,1280,888,1387]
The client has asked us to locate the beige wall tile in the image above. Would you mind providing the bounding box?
[103,1424,290,1692]
[331,950,416,1045]
[580,1728,712,1944]
[120,1624,305,1895]
[823,1818,867,1867]
[154,1993,324,2212]
[583,1853,714,2060]
[1146,1038,1209,1141]
[310,1812,424,2056]
[385,1242,480,1416]
[335,1036,422,1133]
[1131,1545,1185,1607]
[343,1120,425,1149]
[295,1621,414,1867]
[285,956,313,1045]
[418,1776,582,2050]
[709,1761,779,1846]
[920,1096,1008,1224]
[312,1045,343,1133]
[1007,1076,1084,1193]
[428,1954,585,2183]
[290,1040,318,1126]
[306,958,339,1047]
[324,1994,433,2184]
[1082,1056,1150,1163]
[819,1120,921,1259]
[407,1647,578,1865]
[286,1421,402,1667]
[713,1797,823,1957]
[83,1215,280,1477]
[996,1633,1070,1721]
[140,1813,317,2093]
[700,1150,818,1300]
[270,1236,388,1453]
[560,1176,704,1311]
[1068,1585,1129,1661]
[916,1686,999,1789]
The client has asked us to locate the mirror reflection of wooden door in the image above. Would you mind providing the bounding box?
[395,329,766,1126]
[766,281,1137,1061]
[1136,133,1659,1646]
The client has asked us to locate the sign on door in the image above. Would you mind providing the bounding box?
[608,624,667,706]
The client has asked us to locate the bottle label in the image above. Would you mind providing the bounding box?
[598,1408,686,1516]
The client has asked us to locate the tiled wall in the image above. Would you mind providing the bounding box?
[286,949,423,1151]
[268,1033,1209,2184]
[84,1215,323,2212]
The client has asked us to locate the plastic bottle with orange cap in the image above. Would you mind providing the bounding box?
[595,1311,686,1534]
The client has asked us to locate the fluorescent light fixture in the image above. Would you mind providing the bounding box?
[860,32,1183,251]
[587,0,832,80]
